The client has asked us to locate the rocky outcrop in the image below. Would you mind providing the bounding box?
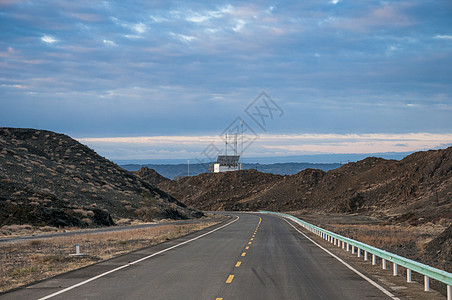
[134,167,170,186]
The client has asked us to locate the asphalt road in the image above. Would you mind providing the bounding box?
[1,213,397,300]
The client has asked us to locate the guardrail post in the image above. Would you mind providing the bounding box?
[352,245,355,254]
[357,248,361,258]
[382,258,387,270]
[393,263,398,276]
[372,254,376,265]
[364,251,368,261]
[338,240,341,248]
[346,243,350,252]
[424,276,430,291]
[342,241,345,249]
[447,284,451,300]
[407,269,412,283]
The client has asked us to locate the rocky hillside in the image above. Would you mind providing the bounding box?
[134,167,170,186]
[157,147,451,225]
[0,128,202,228]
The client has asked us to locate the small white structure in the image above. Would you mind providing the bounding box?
[210,155,240,173]
[69,244,86,256]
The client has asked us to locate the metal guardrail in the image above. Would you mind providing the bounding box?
[261,211,452,299]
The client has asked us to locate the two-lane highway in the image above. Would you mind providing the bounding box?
[1,213,398,300]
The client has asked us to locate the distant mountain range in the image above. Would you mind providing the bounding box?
[114,152,414,165]
[120,162,343,179]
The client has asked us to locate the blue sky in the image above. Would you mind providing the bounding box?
[1,1,452,161]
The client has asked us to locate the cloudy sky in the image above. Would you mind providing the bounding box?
[1,0,452,162]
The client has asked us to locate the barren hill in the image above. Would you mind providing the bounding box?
[134,167,170,186]
[0,128,202,228]
[157,147,452,225]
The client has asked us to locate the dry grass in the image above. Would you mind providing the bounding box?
[322,223,444,253]
[0,224,80,238]
[0,222,218,293]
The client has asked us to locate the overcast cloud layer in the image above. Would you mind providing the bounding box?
[1,1,451,159]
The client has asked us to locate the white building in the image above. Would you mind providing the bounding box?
[210,155,240,173]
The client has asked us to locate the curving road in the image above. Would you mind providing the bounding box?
[1,213,397,300]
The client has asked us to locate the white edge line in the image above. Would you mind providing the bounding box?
[38,216,240,300]
[282,218,400,300]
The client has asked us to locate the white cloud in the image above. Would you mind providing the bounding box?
[133,23,147,34]
[385,45,398,56]
[111,18,148,38]
[330,0,341,4]
[41,35,57,44]
[170,32,196,42]
[183,5,234,23]
[186,13,211,23]
[434,35,452,40]
[103,39,116,46]
[232,20,246,32]
[150,15,169,23]
[1,84,27,89]
[77,133,452,160]
[259,133,452,155]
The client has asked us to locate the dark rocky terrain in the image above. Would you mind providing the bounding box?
[134,167,170,186]
[158,147,451,225]
[0,128,202,228]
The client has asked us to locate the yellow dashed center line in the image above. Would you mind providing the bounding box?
[226,275,234,283]
[217,216,262,299]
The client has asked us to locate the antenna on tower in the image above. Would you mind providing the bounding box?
[240,119,244,170]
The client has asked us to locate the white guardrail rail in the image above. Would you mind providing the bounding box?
[261,211,452,299]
